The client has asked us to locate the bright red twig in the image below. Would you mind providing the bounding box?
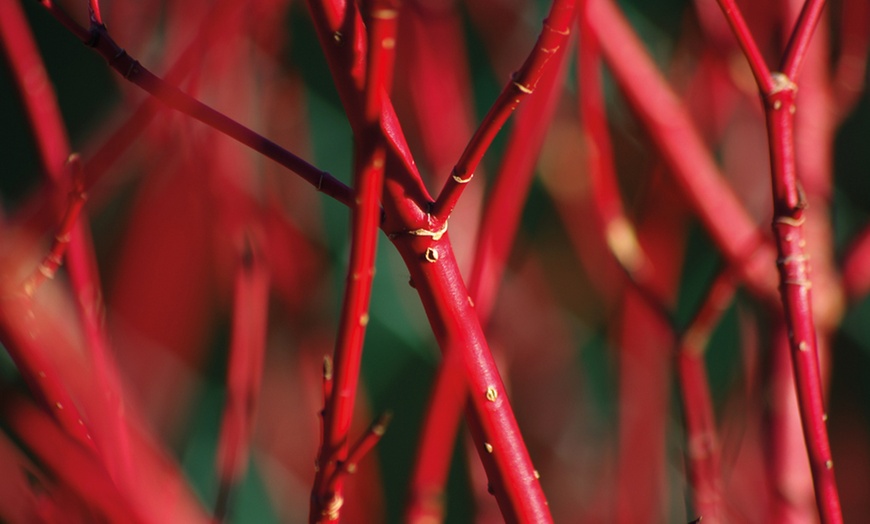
[431,0,575,224]
[303,0,428,224]
[0,161,93,451]
[391,235,553,523]
[714,0,774,92]
[405,38,570,520]
[470,28,571,321]
[330,411,392,488]
[310,2,398,521]
[781,0,828,79]
[304,0,555,519]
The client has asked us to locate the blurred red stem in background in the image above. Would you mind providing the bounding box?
[215,237,270,522]
[38,1,354,208]
[587,0,779,303]
[1,1,134,492]
[676,271,735,523]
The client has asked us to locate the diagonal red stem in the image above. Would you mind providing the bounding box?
[37,1,354,207]
[431,0,576,224]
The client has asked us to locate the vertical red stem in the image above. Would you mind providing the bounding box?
[676,272,735,523]
[712,0,842,519]
[310,2,398,521]
[215,237,270,521]
[765,82,842,522]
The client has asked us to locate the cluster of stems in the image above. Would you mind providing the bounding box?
[2,0,868,521]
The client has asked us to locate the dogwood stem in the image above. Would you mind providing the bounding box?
[215,237,270,522]
[310,2,398,521]
[431,0,575,223]
[587,0,779,301]
[38,1,354,207]
[391,233,552,523]
[712,0,842,519]
[676,271,734,523]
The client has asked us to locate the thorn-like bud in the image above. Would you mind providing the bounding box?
[323,356,333,381]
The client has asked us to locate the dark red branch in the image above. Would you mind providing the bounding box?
[37,2,354,207]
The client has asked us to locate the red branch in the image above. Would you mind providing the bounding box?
[713,0,843,521]
[676,271,735,523]
[391,234,552,523]
[21,158,86,297]
[310,1,398,521]
[37,1,353,208]
[587,0,779,303]
[1,3,135,491]
[431,0,575,224]
[305,0,556,519]
[405,33,571,521]
[215,237,270,521]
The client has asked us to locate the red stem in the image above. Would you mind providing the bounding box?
[764,87,842,524]
[215,237,270,522]
[304,0,554,518]
[713,1,842,520]
[37,2,354,208]
[676,272,735,523]
[469,31,571,321]
[304,0,429,231]
[391,233,552,523]
[587,0,779,302]
[330,411,392,488]
[431,0,576,223]
[310,2,398,521]
[2,3,135,491]
[714,0,774,92]
[780,0,828,79]
[21,158,86,297]
[0,166,94,451]
[405,33,571,521]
